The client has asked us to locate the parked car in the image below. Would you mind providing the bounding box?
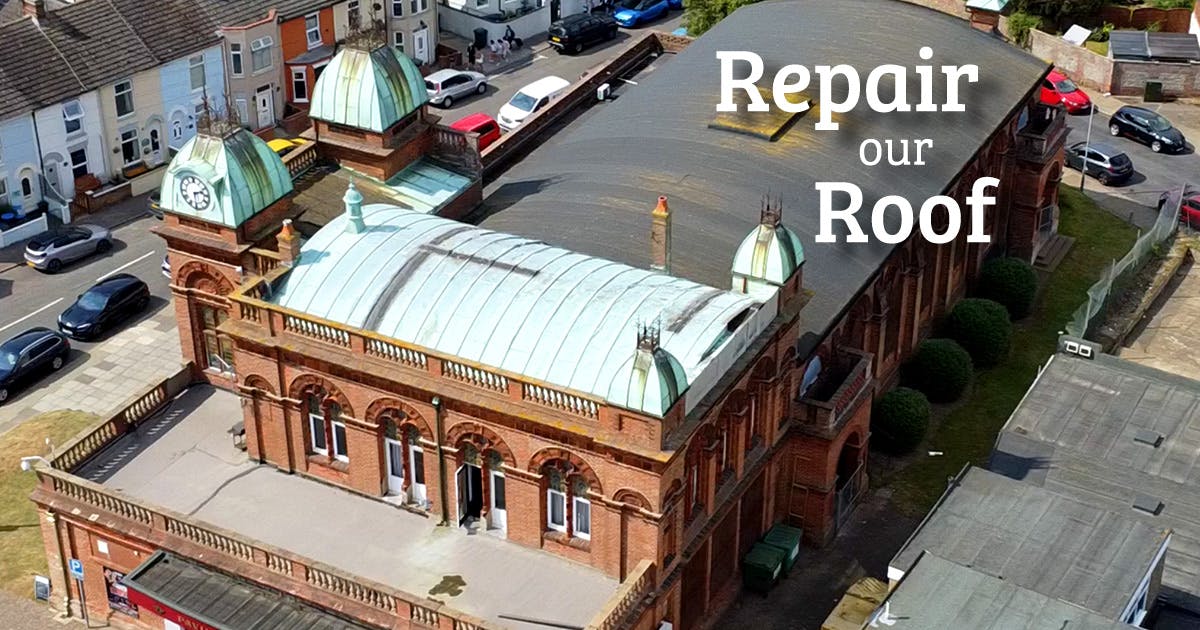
[0,328,70,404]
[148,190,164,220]
[1109,106,1186,154]
[57,274,150,340]
[1039,69,1091,114]
[424,69,488,108]
[613,0,669,27]
[498,76,571,132]
[668,0,683,8]
[1063,141,1133,185]
[24,225,112,272]
[162,253,171,280]
[267,138,306,157]
[450,113,502,152]
[1158,187,1200,226]
[549,13,618,54]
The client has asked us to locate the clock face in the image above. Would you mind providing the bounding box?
[178,174,212,211]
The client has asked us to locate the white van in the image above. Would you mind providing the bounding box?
[498,76,571,132]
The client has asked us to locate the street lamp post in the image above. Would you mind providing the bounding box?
[1080,104,1096,191]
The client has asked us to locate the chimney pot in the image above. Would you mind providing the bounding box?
[23,0,46,18]
[651,196,671,273]
[278,219,302,266]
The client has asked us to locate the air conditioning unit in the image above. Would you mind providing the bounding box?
[597,83,611,101]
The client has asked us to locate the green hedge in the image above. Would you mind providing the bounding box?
[977,258,1038,319]
[946,298,1012,367]
[872,387,931,455]
[902,339,972,403]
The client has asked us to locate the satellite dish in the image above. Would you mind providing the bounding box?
[798,356,822,398]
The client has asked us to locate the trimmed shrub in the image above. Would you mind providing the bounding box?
[977,257,1038,319]
[946,298,1012,367]
[872,387,931,455]
[902,339,972,403]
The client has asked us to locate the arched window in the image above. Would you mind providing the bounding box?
[306,390,348,462]
[20,176,32,197]
[544,465,591,540]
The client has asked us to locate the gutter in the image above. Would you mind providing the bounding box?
[433,396,450,526]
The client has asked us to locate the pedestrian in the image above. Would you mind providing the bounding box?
[467,43,476,66]
[488,39,500,62]
[504,25,515,45]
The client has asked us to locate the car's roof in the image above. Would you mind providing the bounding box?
[88,273,143,295]
[554,13,594,24]
[1072,140,1123,155]
[1047,69,1066,81]
[451,112,496,130]
[1117,105,1157,115]
[518,76,570,96]
[1,327,58,351]
[426,68,466,82]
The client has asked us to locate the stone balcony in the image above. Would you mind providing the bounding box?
[1014,103,1068,164]
[790,348,874,440]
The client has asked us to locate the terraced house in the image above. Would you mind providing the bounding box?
[28,1,1071,629]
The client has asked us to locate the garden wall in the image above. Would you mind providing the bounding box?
[0,213,48,247]
[1029,29,1114,91]
[1098,6,1193,33]
[1111,59,1200,97]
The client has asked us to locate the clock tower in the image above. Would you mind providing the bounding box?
[151,120,297,387]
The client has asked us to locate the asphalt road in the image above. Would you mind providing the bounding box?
[432,11,683,123]
[0,213,171,350]
[1063,105,1199,229]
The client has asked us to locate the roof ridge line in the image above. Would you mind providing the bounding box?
[104,0,161,63]
[29,15,87,92]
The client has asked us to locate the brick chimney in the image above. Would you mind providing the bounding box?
[23,0,46,18]
[277,219,302,266]
[650,196,671,273]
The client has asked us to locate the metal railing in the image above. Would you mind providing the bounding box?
[834,463,867,531]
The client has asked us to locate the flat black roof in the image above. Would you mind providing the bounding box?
[122,551,373,630]
[479,0,1049,343]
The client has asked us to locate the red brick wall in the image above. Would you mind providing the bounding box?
[1112,59,1200,97]
[281,8,336,105]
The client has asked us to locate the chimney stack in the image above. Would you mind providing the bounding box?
[277,219,302,266]
[23,0,46,18]
[650,196,671,273]
[344,181,366,234]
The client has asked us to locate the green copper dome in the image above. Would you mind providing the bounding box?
[309,45,428,133]
[160,128,293,228]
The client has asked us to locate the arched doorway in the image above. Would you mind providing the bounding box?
[834,433,866,532]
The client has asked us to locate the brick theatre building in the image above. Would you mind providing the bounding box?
[32,2,1067,629]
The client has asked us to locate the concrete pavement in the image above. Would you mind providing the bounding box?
[0,591,71,629]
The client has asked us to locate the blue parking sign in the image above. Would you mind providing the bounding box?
[68,559,83,580]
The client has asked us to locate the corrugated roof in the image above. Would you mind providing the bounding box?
[992,352,1200,599]
[890,466,1168,620]
[309,45,428,133]
[1110,31,1200,61]
[478,0,1050,348]
[271,204,765,417]
[883,553,1141,630]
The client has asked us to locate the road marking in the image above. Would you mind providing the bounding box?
[534,54,547,60]
[96,251,157,283]
[0,298,64,334]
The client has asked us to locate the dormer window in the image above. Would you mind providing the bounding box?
[62,100,84,135]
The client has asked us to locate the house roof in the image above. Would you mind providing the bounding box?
[890,466,1168,620]
[881,552,1140,630]
[270,203,766,417]
[0,0,221,121]
[196,0,343,28]
[478,0,1050,347]
[991,350,1200,600]
[122,551,373,630]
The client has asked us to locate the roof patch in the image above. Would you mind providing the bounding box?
[709,87,809,142]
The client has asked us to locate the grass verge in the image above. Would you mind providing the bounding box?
[0,410,99,598]
[884,185,1138,515]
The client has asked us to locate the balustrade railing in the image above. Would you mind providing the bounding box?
[523,383,600,419]
[792,349,873,437]
[586,560,656,630]
[281,140,318,179]
[249,248,283,276]
[284,314,351,347]
[365,337,428,369]
[443,360,509,392]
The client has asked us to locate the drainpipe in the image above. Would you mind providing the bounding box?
[433,396,450,526]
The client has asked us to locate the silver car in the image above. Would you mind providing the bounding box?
[24,224,113,272]
[425,69,488,108]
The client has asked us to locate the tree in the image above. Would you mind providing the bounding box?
[872,388,931,455]
[683,0,760,36]
[1009,0,1105,26]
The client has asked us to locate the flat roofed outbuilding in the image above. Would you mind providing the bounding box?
[478,0,1051,343]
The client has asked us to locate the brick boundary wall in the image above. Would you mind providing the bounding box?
[1099,6,1193,33]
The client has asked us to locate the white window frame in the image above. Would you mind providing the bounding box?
[547,489,566,532]
[393,31,404,53]
[250,36,274,73]
[119,129,140,166]
[229,43,244,77]
[305,13,321,49]
[411,0,428,14]
[391,0,403,18]
[291,68,308,103]
[332,420,348,462]
[69,146,88,179]
[114,80,134,118]
[62,100,84,135]
[309,408,328,455]
[189,55,206,92]
[348,0,360,25]
[573,496,591,539]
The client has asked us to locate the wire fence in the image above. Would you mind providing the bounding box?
[1065,189,1184,338]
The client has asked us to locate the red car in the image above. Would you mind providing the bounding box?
[1040,69,1092,114]
[450,113,502,152]
[1160,189,1200,226]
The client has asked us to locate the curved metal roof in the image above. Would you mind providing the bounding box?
[309,45,428,133]
[731,222,805,286]
[160,128,293,228]
[271,204,764,416]
[607,346,689,417]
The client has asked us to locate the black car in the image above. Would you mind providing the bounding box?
[1109,106,1186,154]
[0,328,70,404]
[57,273,150,340]
[1064,141,1134,185]
[548,13,618,54]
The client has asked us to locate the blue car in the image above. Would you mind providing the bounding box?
[614,0,669,27]
[668,0,683,8]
